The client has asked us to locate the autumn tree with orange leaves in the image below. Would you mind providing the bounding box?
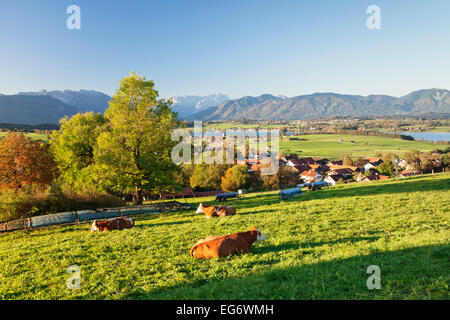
[0,132,58,190]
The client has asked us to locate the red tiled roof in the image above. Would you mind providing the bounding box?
[328,165,358,172]
[330,168,354,175]
[300,171,319,178]
[292,164,312,172]
[298,157,316,165]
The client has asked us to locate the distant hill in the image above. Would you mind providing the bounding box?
[169,93,230,119]
[0,90,112,125]
[188,89,450,121]
[18,90,112,114]
[47,90,111,114]
[0,95,79,125]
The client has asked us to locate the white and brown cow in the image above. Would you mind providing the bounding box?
[91,217,135,232]
[196,203,236,218]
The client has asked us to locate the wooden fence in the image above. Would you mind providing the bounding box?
[0,201,191,234]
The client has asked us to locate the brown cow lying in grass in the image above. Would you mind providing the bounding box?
[91,217,135,232]
[196,203,236,218]
[190,227,266,259]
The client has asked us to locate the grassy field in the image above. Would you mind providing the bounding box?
[0,173,448,300]
[0,132,49,142]
[280,134,439,159]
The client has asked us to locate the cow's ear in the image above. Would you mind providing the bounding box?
[252,227,257,231]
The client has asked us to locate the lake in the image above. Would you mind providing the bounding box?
[385,132,450,142]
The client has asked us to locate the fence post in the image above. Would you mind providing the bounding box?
[73,211,79,224]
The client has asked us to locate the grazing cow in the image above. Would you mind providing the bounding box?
[190,227,266,259]
[91,217,135,232]
[196,203,236,218]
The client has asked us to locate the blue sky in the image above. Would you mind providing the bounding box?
[1,0,449,99]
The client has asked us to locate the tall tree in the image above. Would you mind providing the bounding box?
[220,165,250,192]
[190,164,230,191]
[50,112,107,190]
[0,133,57,190]
[94,73,180,204]
[221,168,236,193]
[343,155,354,166]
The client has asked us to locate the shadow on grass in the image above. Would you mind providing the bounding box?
[254,236,382,255]
[136,220,192,228]
[121,243,449,300]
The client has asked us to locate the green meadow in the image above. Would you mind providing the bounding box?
[0,132,49,142]
[0,173,448,300]
[280,134,439,159]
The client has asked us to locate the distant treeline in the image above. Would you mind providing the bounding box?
[0,123,59,133]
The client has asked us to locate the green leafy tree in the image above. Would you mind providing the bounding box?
[382,152,396,163]
[50,112,107,190]
[190,164,230,191]
[441,152,450,171]
[418,155,434,173]
[221,168,236,193]
[259,166,299,190]
[377,162,395,176]
[221,165,250,192]
[343,155,354,166]
[94,73,180,204]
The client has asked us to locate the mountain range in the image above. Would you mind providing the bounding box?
[0,89,449,124]
[187,89,450,121]
[169,93,230,118]
[0,90,112,124]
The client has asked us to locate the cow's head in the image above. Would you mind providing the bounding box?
[196,203,204,214]
[251,227,266,241]
[91,220,100,232]
[91,220,108,232]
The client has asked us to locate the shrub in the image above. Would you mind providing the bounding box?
[0,185,124,222]
[221,165,250,192]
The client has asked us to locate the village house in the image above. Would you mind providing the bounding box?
[324,174,346,186]
[364,162,376,171]
[328,164,359,172]
[309,164,330,174]
[398,170,420,178]
[286,157,316,167]
[362,157,383,171]
[327,168,354,177]
[300,170,323,182]
[286,158,302,167]
[313,158,330,165]
[288,164,312,174]
[364,157,383,165]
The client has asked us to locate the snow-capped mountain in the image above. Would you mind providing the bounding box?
[169,93,230,119]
